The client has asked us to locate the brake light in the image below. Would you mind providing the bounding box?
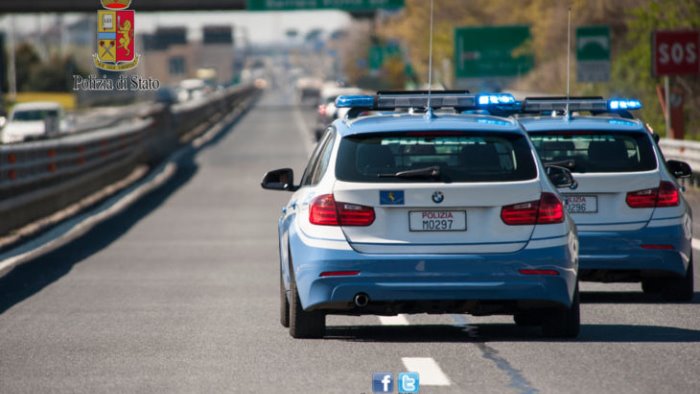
[317,104,327,117]
[657,181,679,207]
[501,192,564,225]
[626,181,679,208]
[309,194,375,226]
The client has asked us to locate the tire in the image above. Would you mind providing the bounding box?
[514,312,544,326]
[661,258,694,302]
[289,276,325,339]
[280,271,290,328]
[541,284,580,338]
[641,278,664,294]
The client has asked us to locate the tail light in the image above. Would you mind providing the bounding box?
[317,104,327,117]
[501,192,564,225]
[626,181,679,208]
[309,194,375,226]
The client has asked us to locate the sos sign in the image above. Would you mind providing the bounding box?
[653,30,700,76]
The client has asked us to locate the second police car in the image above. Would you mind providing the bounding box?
[513,97,693,301]
[262,92,580,339]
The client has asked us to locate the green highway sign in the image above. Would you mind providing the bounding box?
[247,0,404,11]
[454,25,534,79]
[576,25,611,82]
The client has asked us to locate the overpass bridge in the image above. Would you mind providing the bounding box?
[0,0,247,13]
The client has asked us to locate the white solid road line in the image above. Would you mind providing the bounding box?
[377,315,410,325]
[692,238,700,250]
[0,162,177,276]
[293,107,314,154]
[401,357,452,386]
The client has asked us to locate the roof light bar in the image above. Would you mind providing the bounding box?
[336,91,519,113]
[477,93,516,106]
[608,98,642,110]
[335,95,374,109]
[521,96,643,113]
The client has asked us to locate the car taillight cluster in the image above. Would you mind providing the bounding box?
[501,192,564,225]
[626,181,679,208]
[317,104,327,117]
[309,194,375,226]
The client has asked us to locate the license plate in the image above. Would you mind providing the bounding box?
[409,210,466,232]
[564,195,598,213]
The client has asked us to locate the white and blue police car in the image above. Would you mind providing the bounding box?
[515,97,693,301]
[262,92,580,338]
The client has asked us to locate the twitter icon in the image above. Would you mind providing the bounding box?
[398,372,420,393]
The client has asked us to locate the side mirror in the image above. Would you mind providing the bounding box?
[546,165,578,189]
[261,168,298,191]
[666,160,692,179]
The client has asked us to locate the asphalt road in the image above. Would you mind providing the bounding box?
[1,87,699,394]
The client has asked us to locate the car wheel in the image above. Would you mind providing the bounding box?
[280,271,290,328]
[289,275,325,339]
[641,278,664,294]
[661,258,694,302]
[513,311,543,326]
[541,284,580,338]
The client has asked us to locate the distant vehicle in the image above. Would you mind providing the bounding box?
[314,85,364,141]
[518,97,694,301]
[1,102,68,144]
[262,92,580,339]
[176,79,211,102]
[295,77,323,105]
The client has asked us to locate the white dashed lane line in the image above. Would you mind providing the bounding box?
[401,357,452,386]
[377,315,410,325]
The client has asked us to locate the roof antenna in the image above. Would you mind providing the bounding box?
[425,0,436,119]
[565,5,572,122]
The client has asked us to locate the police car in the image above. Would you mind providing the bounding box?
[262,92,580,339]
[515,97,693,301]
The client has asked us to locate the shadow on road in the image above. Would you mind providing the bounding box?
[0,111,249,316]
[325,322,700,343]
[581,291,700,304]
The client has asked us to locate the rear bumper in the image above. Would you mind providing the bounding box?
[289,235,577,313]
[578,222,691,279]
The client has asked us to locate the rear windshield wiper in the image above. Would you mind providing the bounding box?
[378,166,442,179]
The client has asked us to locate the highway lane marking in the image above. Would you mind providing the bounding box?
[401,357,451,386]
[0,103,248,278]
[292,107,314,155]
[692,238,700,250]
[0,161,177,277]
[377,315,410,325]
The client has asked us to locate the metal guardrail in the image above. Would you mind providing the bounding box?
[0,83,259,237]
[658,138,700,187]
[659,138,700,172]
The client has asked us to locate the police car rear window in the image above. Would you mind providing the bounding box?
[335,132,537,183]
[529,131,657,173]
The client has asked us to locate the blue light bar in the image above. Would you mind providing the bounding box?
[608,98,642,111]
[335,95,374,108]
[477,93,516,106]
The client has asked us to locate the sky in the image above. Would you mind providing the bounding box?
[0,10,352,44]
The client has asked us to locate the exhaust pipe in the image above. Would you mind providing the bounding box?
[353,293,370,308]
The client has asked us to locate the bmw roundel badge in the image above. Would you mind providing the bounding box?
[432,191,444,204]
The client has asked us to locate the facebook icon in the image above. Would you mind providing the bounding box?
[372,372,394,393]
[398,372,420,393]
